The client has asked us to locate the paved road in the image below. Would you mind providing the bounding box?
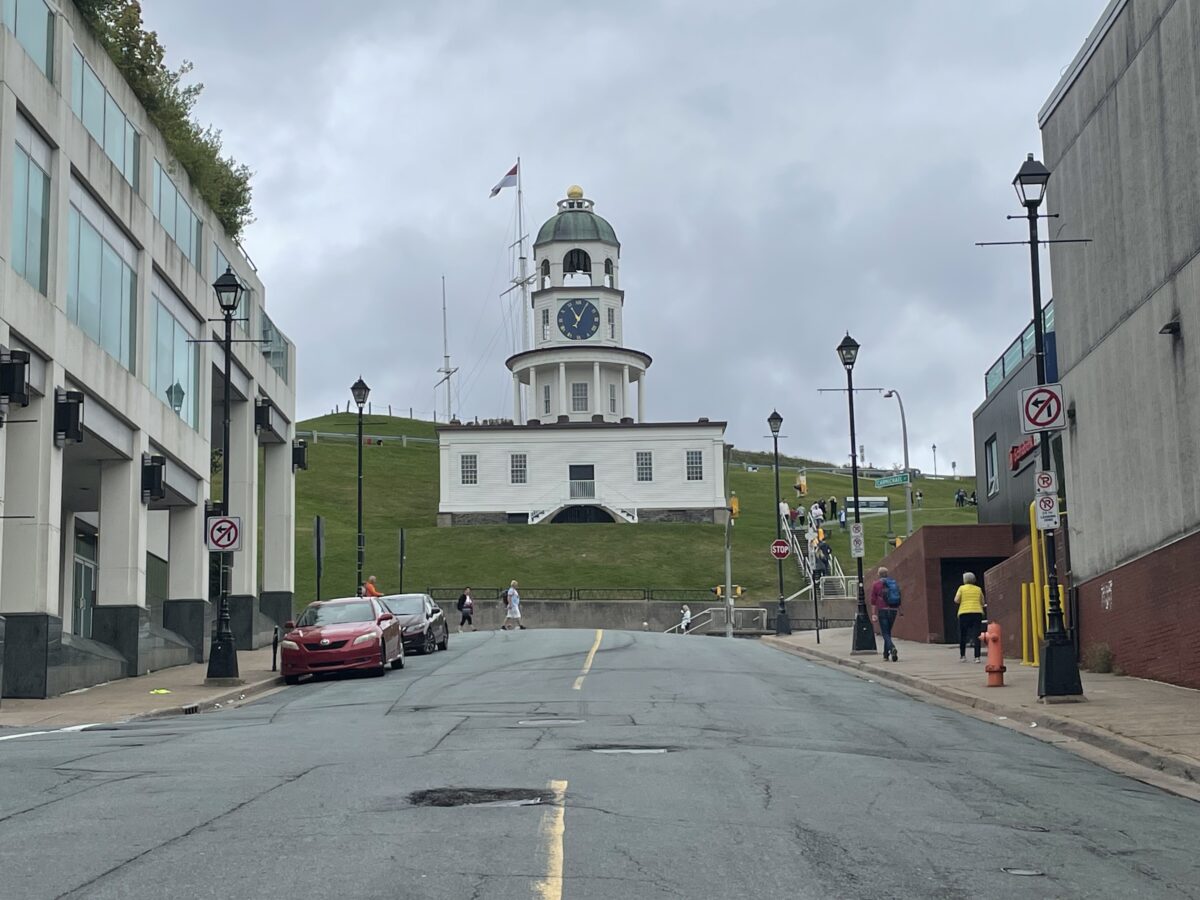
[1,629,1198,899]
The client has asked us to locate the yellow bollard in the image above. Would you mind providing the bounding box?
[1020,583,1032,666]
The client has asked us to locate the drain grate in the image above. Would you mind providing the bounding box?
[182,704,200,715]
[407,788,547,808]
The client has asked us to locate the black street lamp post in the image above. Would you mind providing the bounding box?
[351,376,370,593]
[838,333,877,654]
[206,266,245,681]
[1013,153,1083,698]
[768,409,791,635]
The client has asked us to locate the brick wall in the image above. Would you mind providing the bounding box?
[1076,529,1200,690]
[982,541,1032,660]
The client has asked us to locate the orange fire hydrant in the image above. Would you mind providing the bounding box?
[981,621,1006,687]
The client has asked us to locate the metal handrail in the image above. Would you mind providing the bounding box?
[665,609,713,635]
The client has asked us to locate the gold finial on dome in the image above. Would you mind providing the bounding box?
[566,185,584,199]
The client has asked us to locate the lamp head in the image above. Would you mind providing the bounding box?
[767,409,783,436]
[212,265,244,314]
[836,333,860,370]
[1013,153,1050,209]
[350,376,370,409]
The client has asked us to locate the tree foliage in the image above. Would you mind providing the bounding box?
[74,0,253,237]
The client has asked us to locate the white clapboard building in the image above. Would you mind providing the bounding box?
[437,186,727,525]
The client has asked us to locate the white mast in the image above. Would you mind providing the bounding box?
[435,275,457,422]
[500,157,535,420]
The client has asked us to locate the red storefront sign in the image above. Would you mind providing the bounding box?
[1010,435,1037,470]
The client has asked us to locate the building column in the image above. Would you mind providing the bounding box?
[512,373,521,423]
[227,395,262,648]
[164,500,209,661]
[622,365,630,419]
[558,362,567,418]
[261,424,296,632]
[637,374,646,423]
[1,369,64,698]
[92,433,149,676]
[528,367,538,421]
[593,362,601,417]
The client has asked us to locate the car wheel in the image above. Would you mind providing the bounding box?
[437,627,448,651]
[373,642,388,677]
[423,629,437,655]
[391,645,405,669]
[284,674,300,686]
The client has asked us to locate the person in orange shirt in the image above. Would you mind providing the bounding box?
[363,575,382,597]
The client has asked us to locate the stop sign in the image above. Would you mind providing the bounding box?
[770,539,790,560]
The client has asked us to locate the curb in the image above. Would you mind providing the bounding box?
[762,636,1200,792]
[134,673,285,721]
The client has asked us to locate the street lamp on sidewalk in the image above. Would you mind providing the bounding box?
[838,333,877,654]
[768,409,791,635]
[1013,152,1082,698]
[206,266,245,681]
[351,376,370,593]
[932,443,938,477]
[882,390,913,536]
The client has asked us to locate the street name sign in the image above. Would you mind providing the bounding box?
[850,522,865,558]
[1034,494,1060,531]
[874,473,910,489]
[205,515,242,552]
[1020,383,1067,434]
[1034,471,1057,495]
[769,539,790,560]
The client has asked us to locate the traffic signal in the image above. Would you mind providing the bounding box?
[712,585,724,598]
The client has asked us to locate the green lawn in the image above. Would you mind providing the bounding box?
[292,415,977,610]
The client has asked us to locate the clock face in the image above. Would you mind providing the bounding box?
[557,299,600,340]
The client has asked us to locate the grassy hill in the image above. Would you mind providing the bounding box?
[292,414,977,610]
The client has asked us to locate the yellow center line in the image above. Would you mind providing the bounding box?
[533,779,568,900]
[572,628,603,690]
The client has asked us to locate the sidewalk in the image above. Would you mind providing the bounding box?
[763,629,1200,800]
[0,647,283,730]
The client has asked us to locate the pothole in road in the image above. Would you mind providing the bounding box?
[407,788,546,808]
[515,718,585,727]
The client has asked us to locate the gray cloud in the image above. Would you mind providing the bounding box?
[143,0,1105,472]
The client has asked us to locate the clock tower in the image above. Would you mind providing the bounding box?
[507,186,651,424]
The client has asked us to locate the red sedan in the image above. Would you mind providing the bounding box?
[280,597,404,684]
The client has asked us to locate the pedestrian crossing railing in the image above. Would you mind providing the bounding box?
[664,609,713,634]
[663,607,767,634]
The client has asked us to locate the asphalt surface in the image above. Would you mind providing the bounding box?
[1,629,1199,899]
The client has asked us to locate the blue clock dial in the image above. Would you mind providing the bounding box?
[557,299,600,340]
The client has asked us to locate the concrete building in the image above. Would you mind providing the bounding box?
[438,187,727,525]
[972,302,1057,526]
[0,1,296,697]
[1037,0,1200,688]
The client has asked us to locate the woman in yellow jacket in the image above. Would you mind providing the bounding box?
[953,572,986,663]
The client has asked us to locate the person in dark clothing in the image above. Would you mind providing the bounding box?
[456,587,475,632]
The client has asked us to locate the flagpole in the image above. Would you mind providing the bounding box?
[517,156,529,420]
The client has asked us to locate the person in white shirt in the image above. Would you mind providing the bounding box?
[680,605,692,633]
[503,580,525,630]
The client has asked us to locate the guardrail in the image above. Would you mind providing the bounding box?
[295,430,438,447]
[427,586,747,602]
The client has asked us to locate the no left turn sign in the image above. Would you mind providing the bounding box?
[206,516,242,552]
[1020,383,1066,435]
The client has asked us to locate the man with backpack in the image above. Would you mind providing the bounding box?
[870,566,902,662]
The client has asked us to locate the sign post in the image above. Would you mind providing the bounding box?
[849,522,865,559]
[769,539,790,560]
[398,528,407,593]
[313,516,325,601]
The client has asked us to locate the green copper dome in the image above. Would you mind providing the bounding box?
[534,191,619,247]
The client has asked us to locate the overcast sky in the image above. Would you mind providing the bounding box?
[144,0,1105,475]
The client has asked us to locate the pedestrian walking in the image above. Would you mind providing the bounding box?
[680,604,692,633]
[503,580,525,630]
[915,490,923,509]
[778,499,790,527]
[457,587,475,632]
[869,566,902,662]
[828,496,838,519]
[954,572,986,662]
[838,508,847,530]
[810,501,825,530]
[363,575,382,597]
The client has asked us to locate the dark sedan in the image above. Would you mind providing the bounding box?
[380,593,449,655]
[280,597,404,684]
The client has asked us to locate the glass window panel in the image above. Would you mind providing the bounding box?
[1001,337,1022,377]
[176,197,190,251]
[71,48,83,118]
[152,160,161,219]
[77,218,103,341]
[26,159,48,293]
[154,301,172,399]
[11,147,28,282]
[100,241,123,358]
[103,93,124,170]
[173,317,190,418]
[67,208,80,321]
[15,0,51,75]
[124,122,137,187]
[82,64,104,142]
[2,0,15,30]
[121,266,135,370]
[190,216,201,264]
[160,178,176,240]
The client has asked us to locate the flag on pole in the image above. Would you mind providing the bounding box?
[490,162,519,198]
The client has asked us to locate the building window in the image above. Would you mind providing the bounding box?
[67,180,137,371]
[461,454,477,485]
[541,308,550,340]
[609,383,617,413]
[11,118,50,294]
[571,382,588,412]
[543,384,551,415]
[540,258,550,289]
[604,257,614,288]
[985,436,999,498]
[636,451,653,482]
[149,279,200,429]
[607,307,615,339]
[4,0,52,76]
[152,161,203,266]
[261,312,290,383]
[71,48,139,186]
[686,450,703,481]
[511,453,527,484]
